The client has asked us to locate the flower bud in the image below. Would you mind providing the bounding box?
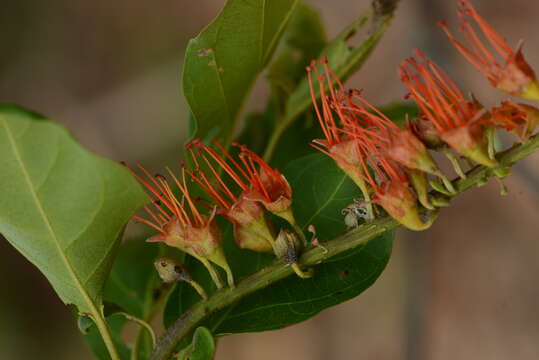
[439,123,496,167]
[374,181,435,231]
[273,229,302,265]
[227,197,274,253]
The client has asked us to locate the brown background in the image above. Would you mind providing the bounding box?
[1,0,538,359]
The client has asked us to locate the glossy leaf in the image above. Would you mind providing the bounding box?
[183,0,298,143]
[0,105,147,316]
[164,153,393,337]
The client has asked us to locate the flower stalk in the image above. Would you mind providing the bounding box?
[149,133,539,360]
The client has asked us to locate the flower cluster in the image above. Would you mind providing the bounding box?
[308,0,538,231]
[127,0,539,291]
[126,139,308,290]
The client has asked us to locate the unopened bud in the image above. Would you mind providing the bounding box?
[154,257,208,300]
[273,229,302,265]
[154,257,191,283]
[274,229,313,279]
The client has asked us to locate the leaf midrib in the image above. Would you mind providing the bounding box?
[1,118,100,314]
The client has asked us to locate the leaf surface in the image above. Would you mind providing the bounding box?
[183,0,298,143]
[0,105,147,315]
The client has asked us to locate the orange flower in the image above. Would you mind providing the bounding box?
[491,101,539,141]
[185,140,275,253]
[232,143,294,218]
[354,135,435,231]
[339,89,441,176]
[438,0,538,99]
[400,50,496,167]
[307,59,374,218]
[124,162,233,287]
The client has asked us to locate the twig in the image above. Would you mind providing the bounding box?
[150,134,539,360]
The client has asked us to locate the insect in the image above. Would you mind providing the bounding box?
[341,199,371,229]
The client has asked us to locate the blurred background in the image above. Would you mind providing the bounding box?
[1,0,539,359]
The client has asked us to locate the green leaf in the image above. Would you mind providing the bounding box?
[103,239,161,318]
[84,314,131,360]
[177,327,216,360]
[85,240,181,359]
[381,102,419,128]
[183,0,298,143]
[0,104,147,316]
[267,2,327,95]
[164,153,393,337]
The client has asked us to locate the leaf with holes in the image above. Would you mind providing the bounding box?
[0,105,147,316]
[183,0,298,143]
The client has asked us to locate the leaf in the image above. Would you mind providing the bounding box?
[82,240,159,359]
[0,104,147,316]
[183,0,298,143]
[102,239,161,318]
[164,153,393,338]
[84,314,131,360]
[177,327,216,360]
[267,2,327,95]
[380,102,419,128]
[85,239,182,359]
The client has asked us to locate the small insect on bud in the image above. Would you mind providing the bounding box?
[274,229,313,279]
[153,257,208,300]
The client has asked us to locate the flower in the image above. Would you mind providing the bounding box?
[307,59,374,218]
[339,89,441,176]
[438,0,538,99]
[354,134,435,231]
[233,143,294,222]
[185,139,275,253]
[400,49,496,167]
[491,101,539,141]
[124,162,233,287]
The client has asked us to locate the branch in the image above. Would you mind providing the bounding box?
[150,134,539,360]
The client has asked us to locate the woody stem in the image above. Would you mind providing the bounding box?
[150,134,539,360]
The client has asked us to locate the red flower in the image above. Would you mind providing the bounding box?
[438,0,538,98]
[125,162,233,287]
[491,101,539,141]
[233,143,293,216]
[354,134,435,231]
[307,59,374,213]
[185,140,276,253]
[339,89,441,176]
[400,50,496,167]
